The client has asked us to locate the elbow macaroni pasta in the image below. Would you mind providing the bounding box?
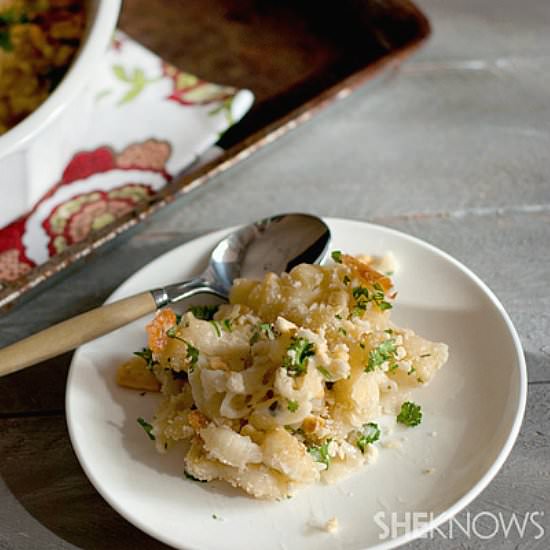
[117,253,448,499]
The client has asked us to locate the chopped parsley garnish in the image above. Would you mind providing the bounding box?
[356,422,381,452]
[352,286,369,309]
[308,440,331,468]
[335,314,342,320]
[338,327,347,336]
[175,313,183,324]
[351,283,392,316]
[366,338,397,372]
[331,250,343,263]
[166,326,179,339]
[283,336,315,377]
[133,347,158,370]
[0,30,11,51]
[205,318,232,336]
[0,9,28,25]
[374,283,393,311]
[287,400,299,412]
[397,401,422,427]
[185,342,199,368]
[0,10,29,51]
[259,322,274,338]
[166,327,199,370]
[250,322,275,345]
[189,304,219,320]
[210,320,221,337]
[408,366,416,375]
[137,417,155,440]
[343,275,351,286]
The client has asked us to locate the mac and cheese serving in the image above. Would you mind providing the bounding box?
[117,252,448,499]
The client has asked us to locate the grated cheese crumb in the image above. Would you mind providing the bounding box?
[382,439,402,449]
[324,517,339,534]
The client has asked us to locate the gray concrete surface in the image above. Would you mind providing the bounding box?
[0,0,549,548]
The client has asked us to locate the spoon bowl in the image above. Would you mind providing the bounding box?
[0,213,331,376]
[155,213,331,306]
[211,213,331,287]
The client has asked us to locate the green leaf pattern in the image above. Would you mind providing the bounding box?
[112,64,161,106]
[208,97,235,127]
[111,63,237,130]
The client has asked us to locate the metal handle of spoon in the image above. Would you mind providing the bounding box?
[151,277,226,308]
[0,278,223,377]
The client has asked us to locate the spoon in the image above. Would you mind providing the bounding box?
[0,213,331,376]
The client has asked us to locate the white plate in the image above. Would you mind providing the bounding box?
[66,218,527,550]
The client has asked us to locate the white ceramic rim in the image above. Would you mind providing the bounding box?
[0,0,122,156]
[66,217,527,549]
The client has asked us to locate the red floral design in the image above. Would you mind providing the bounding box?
[43,185,157,256]
[115,139,172,171]
[0,217,35,282]
[68,196,135,243]
[40,140,172,256]
[162,63,235,106]
[0,140,173,279]
[0,248,32,282]
[62,147,116,185]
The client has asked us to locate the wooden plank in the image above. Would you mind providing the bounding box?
[0,355,70,416]
[0,415,168,549]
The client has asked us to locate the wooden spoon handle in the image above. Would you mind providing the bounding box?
[0,292,156,377]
